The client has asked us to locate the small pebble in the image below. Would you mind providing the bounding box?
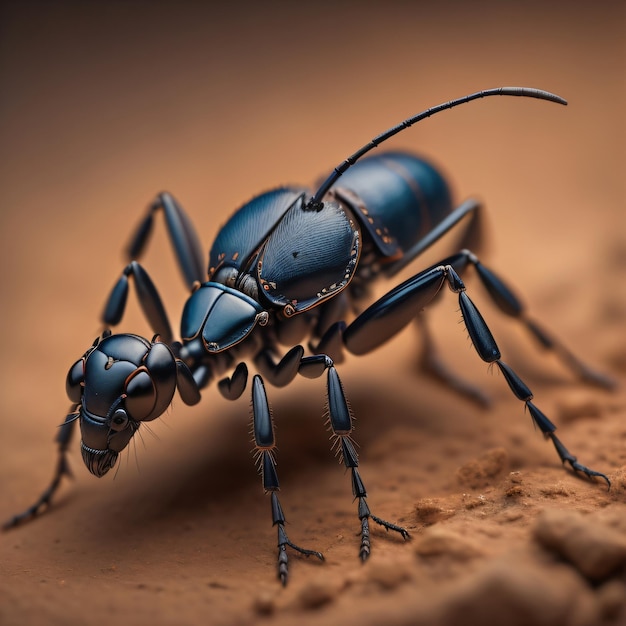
[414,498,456,525]
[436,555,597,626]
[252,591,276,616]
[596,580,626,621]
[367,554,413,590]
[297,578,337,610]
[533,508,626,583]
[456,448,508,489]
[415,527,486,562]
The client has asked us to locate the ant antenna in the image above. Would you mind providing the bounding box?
[307,87,567,210]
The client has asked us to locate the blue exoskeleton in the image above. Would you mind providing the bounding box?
[5,88,613,585]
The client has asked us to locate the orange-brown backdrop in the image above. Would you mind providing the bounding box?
[1,2,624,625]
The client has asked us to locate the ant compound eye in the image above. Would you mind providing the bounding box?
[110,409,129,432]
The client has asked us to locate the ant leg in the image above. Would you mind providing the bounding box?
[454,272,610,487]
[254,345,305,387]
[216,362,247,400]
[251,375,323,586]
[299,355,410,561]
[309,321,347,364]
[341,263,609,486]
[3,407,78,529]
[102,260,174,343]
[127,192,205,289]
[416,313,491,407]
[383,198,483,277]
[311,261,487,405]
[461,249,615,389]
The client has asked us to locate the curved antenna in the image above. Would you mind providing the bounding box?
[308,87,567,209]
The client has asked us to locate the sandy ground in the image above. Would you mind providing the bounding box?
[1,2,625,625]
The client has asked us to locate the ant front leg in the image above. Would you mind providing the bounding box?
[3,408,78,529]
[102,260,175,343]
[102,191,207,341]
[251,375,324,585]
[127,192,206,289]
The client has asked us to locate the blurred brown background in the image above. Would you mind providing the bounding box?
[1,2,624,625]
